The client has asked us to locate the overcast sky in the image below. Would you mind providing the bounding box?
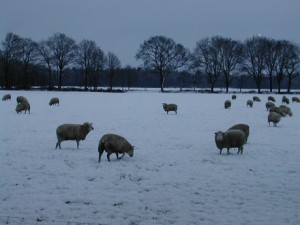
[1,0,299,67]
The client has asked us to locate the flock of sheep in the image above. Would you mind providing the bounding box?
[2,92,300,161]
[218,94,299,155]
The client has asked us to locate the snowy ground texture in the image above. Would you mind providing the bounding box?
[1,90,300,225]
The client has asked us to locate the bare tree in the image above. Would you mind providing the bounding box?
[218,36,243,92]
[77,39,98,90]
[241,36,267,93]
[285,44,300,93]
[47,33,77,89]
[38,40,55,89]
[19,37,38,89]
[0,32,22,88]
[193,37,222,93]
[107,52,121,91]
[136,35,190,92]
[264,38,279,92]
[91,47,106,90]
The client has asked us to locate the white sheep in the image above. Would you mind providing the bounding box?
[268,96,276,102]
[224,100,231,109]
[162,103,177,114]
[227,124,250,143]
[2,94,11,101]
[16,96,28,104]
[15,101,30,114]
[268,112,281,127]
[265,101,275,111]
[98,133,134,163]
[246,100,253,108]
[292,97,300,103]
[282,96,289,104]
[55,122,94,149]
[269,106,286,117]
[49,97,59,106]
[253,96,261,102]
[279,105,293,117]
[214,130,246,155]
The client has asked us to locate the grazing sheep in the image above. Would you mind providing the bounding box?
[268,96,276,102]
[279,105,293,117]
[2,94,11,101]
[253,96,261,102]
[246,100,253,108]
[292,96,300,103]
[265,101,275,111]
[162,103,177,114]
[214,130,246,155]
[232,94,237,100]
[282,96,289,104]
[227,124,250,143]
[49,97,59,106]
[16,96,28,104]
[269,106,286,117]
[224,100,231,109]
[15,101,30,114]
[98,133,134,163]
[268,112,281,127]
[55,122,94,149]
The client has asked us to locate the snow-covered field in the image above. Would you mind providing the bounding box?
[1,90,299,225]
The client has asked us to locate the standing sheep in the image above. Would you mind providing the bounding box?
[268,112,281,127]
[98,133,134,163]
[292,97,300,103]
[214,130,246,155]
[162,103,177,114]
[232,94,237,100]
[224,100,231,109]
[15,101,30,114]
[227,124,250,143]
[55,122,94,149]
[282,96,289,104]
[253,96,261,102]
[279,105,293,117]
[268,96,276,102]
[49,97,59,106]
[16,96,28,104]
[266,101,275,111]
[2,94,11,101]
[269,106,286,117]
[246,100,253,108]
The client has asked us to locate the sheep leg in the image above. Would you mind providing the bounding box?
[55,141,61,149]
[118,153,125,159]
[219,149,222,155]
[227,148,230,155]
[76,140,80,148]
[107,153,112,162]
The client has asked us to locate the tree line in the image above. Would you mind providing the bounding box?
[0,32,299,93]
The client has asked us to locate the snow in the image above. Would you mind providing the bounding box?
[1,90,299,225]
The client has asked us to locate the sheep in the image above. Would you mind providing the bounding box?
[246,99,253,108]
[265,101,275,111]
[253,96,261,102]
[98,133,134,163]
[224,100,231,109]
[282,96,289,104]
[292,96,300,103]
[2,94,11,101]
[227,124,250,143]
[214,130,246,155]
[162,103,177,114]
[49,97,59,106]
[279,105,293,117]
[55,122,94,149]
[268,96,276,102]
[269,106,286,117]
[15,101,30,114]
[16,96,28,104]
[232,94,237,100]
[268,112,281,127]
